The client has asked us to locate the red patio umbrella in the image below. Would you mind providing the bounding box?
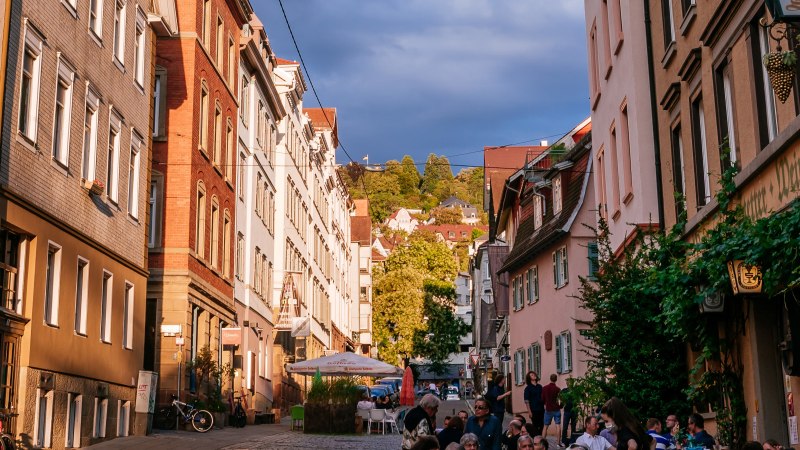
[400,366,415,406]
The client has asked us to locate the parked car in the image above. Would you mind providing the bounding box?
[371,384,397,403]
[378,377,403,393]
[445,386,460,401]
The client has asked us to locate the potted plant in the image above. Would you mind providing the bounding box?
[303,377,360,434]
[88,179,105,195]
[188,346,232,429]
[763,48,797,103]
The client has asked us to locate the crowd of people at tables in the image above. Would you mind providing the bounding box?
[400,371,789,450]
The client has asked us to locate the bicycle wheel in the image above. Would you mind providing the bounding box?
[191,409,214,432]
[0,434,14,450]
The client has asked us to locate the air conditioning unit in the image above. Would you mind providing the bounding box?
[38,372,54,390]
[699,292,725,313]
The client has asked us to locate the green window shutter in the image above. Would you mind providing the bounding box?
[563,248,569,283]
[588,242,599,278]
[533,267,539,301]
[553,252,558,286]
[565,332,572,372]
[555,335,563,374]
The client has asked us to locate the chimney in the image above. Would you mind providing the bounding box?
[540,140,548,147]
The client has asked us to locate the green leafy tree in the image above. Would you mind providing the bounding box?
[373,268,426,365]
[399,155,422,196]
[385,233,458,282]
[413,280,471,374]
[421,154,454,201]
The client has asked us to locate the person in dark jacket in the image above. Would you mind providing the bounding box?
[485,374,511,421]
[600,397,652,450]
[437,416,465,449]
[524,371,544,436]
[502,419,524,450]
[465,397,502,450]
[403,394,440,450]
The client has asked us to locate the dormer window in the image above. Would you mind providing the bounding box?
[534,196,543,230]
[553,176,563,214]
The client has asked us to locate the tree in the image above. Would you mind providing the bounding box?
[413,280,471,374]
[385,233,458,282]
[399,155,421,196]
[421,154,454,201]
[430,206,463,224]
[372,268,426,366]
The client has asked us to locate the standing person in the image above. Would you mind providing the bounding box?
[600,397,652,450]
[525,371,545,437]
[542,374,562,443]
[465,397,503,450]
[646,418,673,450]
[663,415,679,448]
[561,380,577,445]
[686,413,716,450]
[403,394,441,450]
[577,416,615,450]
[486,373,511,421]
[437,416,465,449]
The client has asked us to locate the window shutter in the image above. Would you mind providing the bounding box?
[555,335,563,373]
[533,268,539,301]
[588,242,599,278]
[535,344,541,375]
[563,248,569,283]
[553,252,558,286]
[565,332,573,371]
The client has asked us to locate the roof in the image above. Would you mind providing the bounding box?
[416,224,487,240]
[499,133,593,274]
[440,196,473,208]
[371,248,386,261]
[377,236,397,251]
[305,108,338,148]
[353,199,369,216]
[484,146,547,215]
[351,216,372,245]
[275,57,299,66]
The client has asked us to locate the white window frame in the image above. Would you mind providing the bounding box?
[82,85,100,182]
[93,397,108,438]
[107,110,122,202]
[19,22,44,143]
[235,233,244,280]
[122,282,134,349]
[196,183,206,258]
[199,82,209,152]
[34,388,54,448]
[128,131,142,218]
[88,0,104,39]
[148,178,159,248]
[65,393,82,448]
[514,348,525,385]
[527,266,539,304]
[556,331,573,374]
[553,246,568,288]
[74,257,89,335]
[100,271,113,343]
[222,211,231,278]
[113,0,127,66]
[117,400,130,437]
[133,8,146,87]
[693,99,711,206]
[44,242,62,326]
[52,55,76,166]
[552,175,563,214]
[210,198,219,268]
[758,22,778,141]
[720,65,737,165]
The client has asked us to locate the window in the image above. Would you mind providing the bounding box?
[35,389,54,447]
[670,125,686,215]
[134,9,146,86]
[106,112,122,202]
[609,124,621,216]
[199,82,209,152]
[240,76,249,125]
[553,175,563,214]
[596,147,608,220]
[123,282,133,349]
[254,248,262,295]
[128,132,142,218]
[89,0,104,38]
[225,119,233,180]
[113,0,126,64]
[588,242,599,279]
[512,275,522,310]
[52,58,75,166]
[553,246,568,288]
[152,68,167,137]
[690,96,711,207]
[74,258,89,335]
[65,394,82,448]
[528,343,541,376]
[117,400,130,437]
[93,397,107,438]
[533,196,543,229]
[210,198,219,268]
[601,0,612,77]
[148,177,161,248]
[527,266,539,304]
[589,24,601,107]
[216,16,224,69]
[661,0,675,48]
[196,183,206,257]
[715,62,738,167]
[235,233,244,279]
[611,0,623,51]
[237,152,246,199]
[19,25,43,142]
[213,102,222,165]
[619,104,634,200]
[514,349,525,385]
[44,243,62,326]
[555,331,573,374]
[755,18,778,145]
[82,87,100,181]
[680,0,695,15]
[255,173,263,217]
[222,211,231,277]
[228,36,235,86]
[100,271,112,342]
[202,0,211,48]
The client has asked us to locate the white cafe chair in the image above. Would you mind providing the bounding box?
[384,409,400,434]
[357,408,371,433]
[368,408,387,434]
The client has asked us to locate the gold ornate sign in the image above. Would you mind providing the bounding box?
[727,260,763,295]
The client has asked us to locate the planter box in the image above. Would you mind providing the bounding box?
[303,403,356,434]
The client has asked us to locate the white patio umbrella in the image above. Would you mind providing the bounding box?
[287,352,403,377]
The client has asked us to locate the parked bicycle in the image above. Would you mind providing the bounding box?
[232,395,246,428]
[154,395,214,433]
[0,411,17,450]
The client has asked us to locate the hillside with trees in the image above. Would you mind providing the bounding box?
[339,153,486,224]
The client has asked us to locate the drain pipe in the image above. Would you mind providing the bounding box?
[644,0,666,232]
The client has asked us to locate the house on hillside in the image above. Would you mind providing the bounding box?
[439,196,481,225]
[385,208,420,233]
[416,224,488,249]
[372,235,400,258]
[495,119,595,417]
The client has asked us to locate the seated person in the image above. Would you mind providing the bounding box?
[376,395,392,409]
[437,416,464,448]
[357,393,375,410]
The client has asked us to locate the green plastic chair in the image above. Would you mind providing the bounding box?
[290,405,304,431]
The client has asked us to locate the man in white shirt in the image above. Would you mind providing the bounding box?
[357,392,375,410]
[577,416,615,450]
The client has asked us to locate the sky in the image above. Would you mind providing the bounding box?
[253,0,590,174]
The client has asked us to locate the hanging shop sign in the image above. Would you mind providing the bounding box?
[766,0,800,23]
[727,260,763,295]
[221,327,242,346]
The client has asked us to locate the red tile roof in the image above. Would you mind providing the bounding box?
[484,146,547,214]
[416,224,488,241]
[305,108,338,148]
[275,57,299,66]
[351,216,372,245]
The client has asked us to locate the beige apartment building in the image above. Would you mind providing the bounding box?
[0,0,156,446]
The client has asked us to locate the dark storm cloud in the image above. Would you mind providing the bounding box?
[255,0,589,171]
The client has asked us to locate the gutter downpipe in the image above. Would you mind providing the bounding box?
[644,0,666,232]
